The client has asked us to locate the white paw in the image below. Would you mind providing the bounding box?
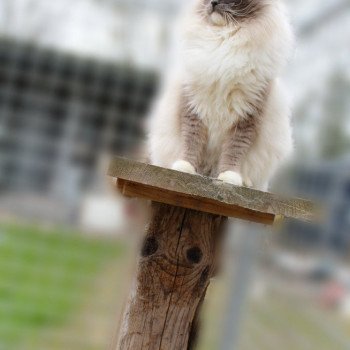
[172,160,196,174]
[218,171,243,186]
[244,177,253,188]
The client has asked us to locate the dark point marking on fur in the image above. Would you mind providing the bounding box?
[201,0,267,24]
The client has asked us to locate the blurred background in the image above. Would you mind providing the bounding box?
[0,0,350,349]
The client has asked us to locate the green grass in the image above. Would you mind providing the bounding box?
[0,222,127,350]
[198,278,350,350]
[2,221,350,350]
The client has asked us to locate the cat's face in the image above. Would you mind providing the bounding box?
[202,0,267,25]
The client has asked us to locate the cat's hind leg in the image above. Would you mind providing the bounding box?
[240,81,293,191]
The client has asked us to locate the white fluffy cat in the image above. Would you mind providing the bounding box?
[148,0,294,191]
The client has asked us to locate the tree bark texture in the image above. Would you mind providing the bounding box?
[116,202,227,350]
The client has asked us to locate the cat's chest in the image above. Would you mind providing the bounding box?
[187,76,260,132]
[184,34,252,82]
[184,33,264,127]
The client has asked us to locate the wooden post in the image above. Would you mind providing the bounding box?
[108,157,316,350]
[117,203,226,349]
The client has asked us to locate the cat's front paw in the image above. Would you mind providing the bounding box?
[218,171,243,186]
[172,160,196,174]
[244,177,253,188]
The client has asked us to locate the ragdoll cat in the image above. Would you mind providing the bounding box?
[148,0,294,191]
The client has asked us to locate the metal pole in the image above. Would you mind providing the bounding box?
[220,222,260,350]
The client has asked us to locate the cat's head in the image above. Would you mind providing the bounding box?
[200,0,271,26]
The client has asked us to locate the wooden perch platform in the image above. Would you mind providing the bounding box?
[108,157,315,226]
[108,157,317,350]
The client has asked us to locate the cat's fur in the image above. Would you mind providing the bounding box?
[148,0,294,190]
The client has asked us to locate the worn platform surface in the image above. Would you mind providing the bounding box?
[108,157,316,225]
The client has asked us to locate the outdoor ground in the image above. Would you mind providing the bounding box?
[0,222,349,350]
[0,222,131,350]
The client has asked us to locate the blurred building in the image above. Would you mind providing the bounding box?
[0,39,158,223]
[0,2,350,350]
[282,157,350,254]
[0,0,349,232]
[0,0,184,69]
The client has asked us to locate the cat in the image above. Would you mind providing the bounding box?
[148,0,294,191]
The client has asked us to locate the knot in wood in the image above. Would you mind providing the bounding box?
[186,246,203,264]
[141,237,158,257]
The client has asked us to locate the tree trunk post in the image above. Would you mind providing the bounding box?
[117,202,226,350]
[108,157,316,350]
